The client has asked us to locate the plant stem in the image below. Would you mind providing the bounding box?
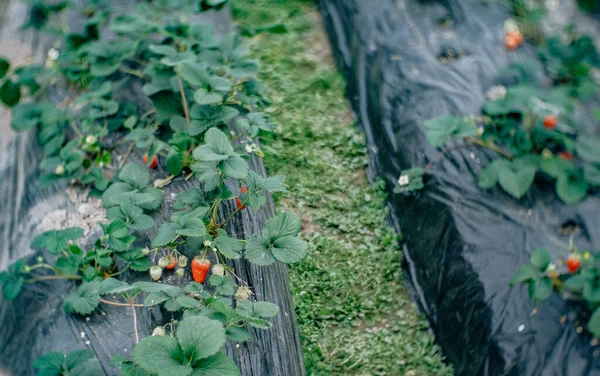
[69,121,84,138]
[119,66,146,78]
[466,137,513,160]
[177,73,191,126]
[100,298,144,308]
[220,205,243,228]
[119,142,136,169]
[107,266,130,278]
[129,298,140,344]
[25,274,82,283]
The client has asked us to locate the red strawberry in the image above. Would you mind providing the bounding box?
[558,151,573,161]
[165,255,177,270]
[143,154,158,168]
[191,257,211,283]
[543,115,558,130]
[236,198,247,210]
[567,254,581,274]
[240,186,248,193]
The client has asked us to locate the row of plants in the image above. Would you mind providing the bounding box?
[395,1,600,337]
[0,0,308,375]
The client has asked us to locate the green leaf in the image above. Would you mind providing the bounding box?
[209,275,235,296]
[263,212,302,240]
[99,278,134,295]
[191,353,240,376]
[510,265,537,285]
[497,160,536,199]
[564,275,587,292]
[177,61,210,86]
[252,301,279,318]
[271,236,308,264]
[236,112,277,137]
[423,116,477,147]
[176,296,202,310]
[191,162,220,191]
[242,170,286,209]
[556,171,588,204]
[65,349,94,370]
[540,158,574,179]
[194,88,223,105]
[119,163,150,189]
[64,282,101,315]
[0,58,9,80]
[576,137,600,163]
[234,300,272,329]
[31,227,84,255]
[1,273,24,299]
[588,308,600,337]
[225,327,252,342]
[176,316,227,363]
[529,277,553,302]
[244,235,275,266]
[584,164,600,187]
[152,222,181,247]
[33,351,65,373]
[530,248,552,272]
[167,148,183,176]
[213,230,244,259]
[478,162,499,189]
[0,80,21,107]
[133,336,191,376]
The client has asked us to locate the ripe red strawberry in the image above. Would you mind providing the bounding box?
[240,186,248,193]
[165,255,177,270]
[558,151,573,161]
[191,257,211,283]
[236,198,247,210]
[143,154,158,168]
[543,115,558,130]
[567,254,581,274]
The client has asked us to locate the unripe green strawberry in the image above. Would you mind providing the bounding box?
[158,256,169,268]
[152,327,166,336]
[235,286,252,300]
[175,268,185,277]
[212,264,225,276]
[150,266,163,281]
[178,255,188,268]
[55,164,65,175]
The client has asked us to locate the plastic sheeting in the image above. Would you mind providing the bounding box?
[321,0,600,375]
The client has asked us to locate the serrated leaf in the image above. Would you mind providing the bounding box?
[588,308,600,337]
[119,163,150,189]
[556,172,588,205]
[152,222,181,247]
[191,353,240,376]
[529,277,553,302]
[530,248,551,272]
[64,282,101,315]
[497,161,536,199]
[132,336,191,376]
[167,148,183,176]
[176,316,226,363]
[576,137,600,163]
[510,265,537,285]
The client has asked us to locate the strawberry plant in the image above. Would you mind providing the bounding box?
[0,0,308,374]
[511,244,600,337]
[396,29,600,205]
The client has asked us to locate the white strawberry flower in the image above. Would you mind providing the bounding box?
[245,144,253,153]
[47,48,59,61]
[398,175,410,186]
[203,240,212,247]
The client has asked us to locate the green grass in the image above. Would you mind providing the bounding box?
[231,1,454,375]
